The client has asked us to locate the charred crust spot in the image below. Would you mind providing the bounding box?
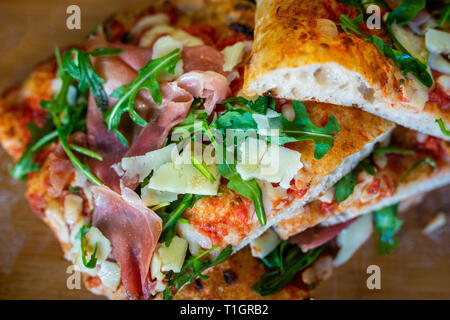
[293,26,298,30]
[223,269,238,284]
[229,23,254,38]
[342,37,354,46]
[194,278,203,290]
[320,43,329,48]
[234,2,253,11]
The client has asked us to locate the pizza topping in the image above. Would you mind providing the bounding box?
[250,228,281,259]
[372,204,403,255]
[334,213,372,266]
[251,241,324,296]
[91,185,162,299]
[181,45,225,75]
[289,218,356,253]
[425,28,450,55]
[177,71,230,114]
[221,41,249,72]
[236,138,303,189]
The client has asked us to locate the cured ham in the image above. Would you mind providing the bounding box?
[124,82,193,157]
[91,185,162,299]
[177,71,229,114]
[289,218,357,253]
[181,45,225,75]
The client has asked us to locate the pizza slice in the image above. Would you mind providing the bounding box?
[244,0,450,140]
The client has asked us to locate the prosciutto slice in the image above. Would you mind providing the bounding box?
[181,45,225,75]
[289,218,357,253]
[85,31,231,191]
[92,185,162,299]
[177,71,229,114]
[125,82,192,157]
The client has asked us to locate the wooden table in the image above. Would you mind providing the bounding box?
[0,0,448,300]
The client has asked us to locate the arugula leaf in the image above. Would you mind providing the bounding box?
[261,240,287,270]
[76,225,99,268]
[334,159,376,202]
[338,8,433,87]
[339,11,364,36]
[191,155,216,182]
[372,204,403,255]
[105,49,181,144]
[265,101,339,159]
[218,160,267,226]
[161,194,193,247]
[372,36,433,87]
[251,244,324,296]
[62,48,117,112]
[204,121,267,227]
[437,4,450,27]
[42,47,103,185]
[373,146,414,156]
[400,157,436,182]
[163,245,233,300]
[89,47,124,57]
[9,120,57,180]
[222,96,275,115]
[385,0,426,54]
[436,118,450,136]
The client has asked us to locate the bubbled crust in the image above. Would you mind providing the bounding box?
[276,126,450,239]
[174,247,310,300]
[244,0,398,96]
[287,101,394,191]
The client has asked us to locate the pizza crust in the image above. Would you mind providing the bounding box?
[244,0,450,140]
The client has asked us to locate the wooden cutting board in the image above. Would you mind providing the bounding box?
[0,0,448,300]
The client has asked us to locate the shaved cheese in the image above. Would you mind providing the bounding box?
[98,261,121,290]
[71,226,111,275]
[85,226,112,262]
[437,75,450,95]
[157,236,188,273]
[236,138,303,189]
[150,250,164,281]
[139,24,176,47]
[141,187,178,206]
[152,36,184,81]
[334,214,373,267]
[252,109,279,136]
[222,41,246,72]
[423,212,447,235]
[428,53,450,75]
[118,143,177,184]
[391,24,427,63]
[425,29,450,54]
[130,13,170,36]
[147,147,220,195]
[148,160,220,195]
[177,222,213,256]
[139,24,204,48]
[170,29,204,47]
[63,194,83,225]
[250,229,281,258]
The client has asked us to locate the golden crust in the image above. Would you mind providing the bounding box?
[277,126,450,239]
[243,0,449,126]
